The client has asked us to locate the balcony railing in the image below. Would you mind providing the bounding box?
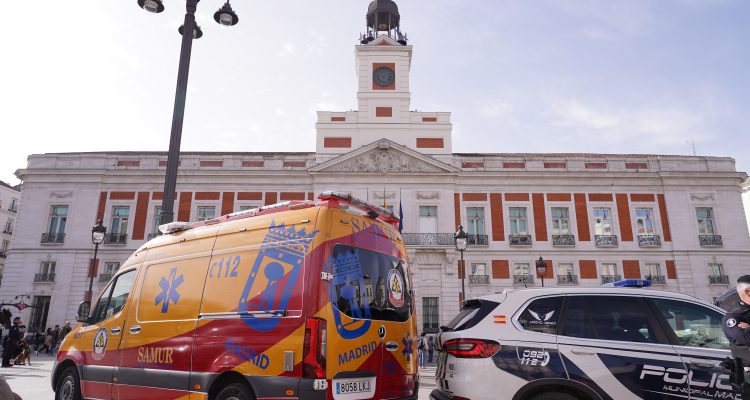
[2,229,12,235]
[709,275,729,285]
[601,275,622,284]
[104,233,128,245]
[509,234,532,246]
[638,234,661,248]
[552,234,575,247]
[513,274,534,285]
[699,235,723,247]
[467,234,489,246]
[469,275,490,285]
[34,273,56,283]
[595,235,618,248]
[557,274,579,285]
[8,207,17,213]
[41,233,65,244]
[646,275,666,285]
[0,251,6,258]
[99,273,115,283]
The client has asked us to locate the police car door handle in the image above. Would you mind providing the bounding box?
[570,348,595,355]
[129,325,141,334]
[110,327,121,335]
[689,359,716,368]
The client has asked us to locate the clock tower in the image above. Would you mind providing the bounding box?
[315,0,452,162]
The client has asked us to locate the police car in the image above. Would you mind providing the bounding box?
[431,280,735,400]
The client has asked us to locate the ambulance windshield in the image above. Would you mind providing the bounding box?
[330,245,412,323]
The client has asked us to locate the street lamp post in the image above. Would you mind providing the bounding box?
[536,256,548,287]
[87,220,107,302]
[136,0,239,225]
[455,225,468,303]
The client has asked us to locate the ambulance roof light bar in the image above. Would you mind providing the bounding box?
[159,221,192,234]
[602,279,652,288]
[318,191,400,222]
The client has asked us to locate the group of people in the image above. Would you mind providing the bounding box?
[1,317,71,367]
[418,332,436,367]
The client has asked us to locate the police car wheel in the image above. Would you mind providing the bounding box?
[215,382,254,400]
[55,367,82,400]
[529,392,578,400]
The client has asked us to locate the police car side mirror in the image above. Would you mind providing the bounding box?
[76,301,91,324]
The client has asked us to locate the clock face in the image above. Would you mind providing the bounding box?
[373,67,395,87]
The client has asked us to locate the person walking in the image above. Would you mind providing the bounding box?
[37,328,52,355]
[418,332,427,367]
[51,325,60,352]
[54,321,72,353]
[33,329,44,354]
[427,336,435,364]
[1,317,22,367]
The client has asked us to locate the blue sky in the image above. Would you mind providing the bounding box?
[1,0,748,185]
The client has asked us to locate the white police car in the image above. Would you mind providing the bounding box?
[431,280,735,400]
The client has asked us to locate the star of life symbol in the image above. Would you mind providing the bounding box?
[155,268,184,313]
[402,333,414,361]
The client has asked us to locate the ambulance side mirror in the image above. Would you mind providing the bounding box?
[76,301,91,323]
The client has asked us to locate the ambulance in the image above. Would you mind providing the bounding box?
[52,192,418,400]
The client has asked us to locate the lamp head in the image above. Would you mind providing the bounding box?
[179,24,204,39]
[214,1,239,26]
[535,256,547,276]
[91,219,107,245]
[137,0,165,13]
[455,225,468,252]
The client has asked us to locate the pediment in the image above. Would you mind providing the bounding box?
[369,36,400,46]
[310,139,459,174]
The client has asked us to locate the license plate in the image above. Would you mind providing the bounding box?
[332,377,376,400]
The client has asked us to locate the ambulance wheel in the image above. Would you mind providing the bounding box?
[215,382,254,400]
[55,367,82,400]
[530,392,578,400]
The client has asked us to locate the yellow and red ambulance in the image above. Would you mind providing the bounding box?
[52,192,418,400]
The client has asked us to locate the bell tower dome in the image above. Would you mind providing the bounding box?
[361,0,408,45]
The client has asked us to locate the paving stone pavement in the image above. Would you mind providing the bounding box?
[0,353,437,400]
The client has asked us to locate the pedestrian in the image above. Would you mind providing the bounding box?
[51,324,60,351]
[38,328,53,355]
[34,329,44,353]
[722,275,750,398]
[55,321,72,353]
[427,335,435,364]
[1,317,22,367]
[418,332,427,367]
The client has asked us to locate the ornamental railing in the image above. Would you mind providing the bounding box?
[552,234,575,247]
[595,235,618,248]
[104,233,128,245]
[41,233,65,244]
[557,274,578,285]
[601,275,621,284]
[646,275,666,285]
[469,275,490,285]
[638,234,661,248]
[467,234,489,246]
[509,234,532,246]
[699,235,723,247]
[708,275,729,285]
[513,274,534,285]
[402,233,455,246]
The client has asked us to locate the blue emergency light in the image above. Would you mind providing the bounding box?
[602,279,651,288]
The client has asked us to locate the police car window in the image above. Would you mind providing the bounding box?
[330,245,412,322]
[651,298,729,350]
[518,297,563,334]
[563,296,656,343]
[91,270,136,324]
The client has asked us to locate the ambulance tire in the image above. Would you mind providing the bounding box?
[215,382,255,400]
[529,392,578,400]
[55,367,82,400]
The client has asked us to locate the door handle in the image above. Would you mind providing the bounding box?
[689,359,717,368]
[570,348,595,355]
[110,327,121,335]
[129,325,141,334]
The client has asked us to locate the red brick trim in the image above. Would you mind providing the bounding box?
[579,260,597,279]
[585,162,607,169]
[132,192,150,240]
[265,192,278,206]
[221,192,235,215]
[417,138,444,148]
[588,193,613,202]
[666,260,677,279]
[237,192,262,201]
[324,137,352,148]
[505,193,530,202]
[88,258,100,279]
[308,192,315,200]
[242,161,264,168]
[532,193,548,241]
[658,194,672,242]
[623,260,640,279]
[195,192,220,201]
[574,193,591,241]
[177,192,192,222]
[490,193,505,241]
[280,192,306,201]
[200,160,223,167]
[492,260,510,279]
[283,161,306,168]
[544,162,567,169]
[152,192,164,200]
[110,192,135,200]
[462,193,487,202]
[376,107,393,117]
[96,192,107,221]
[117,160,140,167]
[422,117,437,122]
[503,162,525,169]
[458,260,465,279]
[372,63,396,90]
[546,193,571,202]
[616,193,633,241]
[453,193,461,230]
[630,193,655,202]
[461,162,484,168]
[331,116,346,122]
[626,162,648,170]
[159,160,181,167]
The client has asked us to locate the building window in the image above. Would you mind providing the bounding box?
[635,208,655,235]
[111,206,130,236]
[29,296,51,332]
[466,207,485,235]
[592,208,612,235]
[1,239,9,253]
[551,207,570,235]
[709,263,724,277]
[35,261,56,283]
[100,262,120,282]
[419,206,438,233]
[197,206,216,222]
[471,263,486,276]
[601,263,618,277]
[558,263,574,276]
[48,206,68,235]
[696,208,716,235]
[509,207,528,235]
[3,219,13,234]
[422,297,439,334]
[151,206,162,236]
[645,263,661,277]
[514,263,531,275]
[9,198,18,212]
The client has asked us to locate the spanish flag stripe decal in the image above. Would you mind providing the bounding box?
[493,315,507,324]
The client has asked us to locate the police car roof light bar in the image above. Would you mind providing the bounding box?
[602,279,652,288]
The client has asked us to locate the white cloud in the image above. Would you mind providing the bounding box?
[479,102,514,119]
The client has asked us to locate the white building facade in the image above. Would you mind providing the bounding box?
[2,1,750,334]
[0,180,20,287]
